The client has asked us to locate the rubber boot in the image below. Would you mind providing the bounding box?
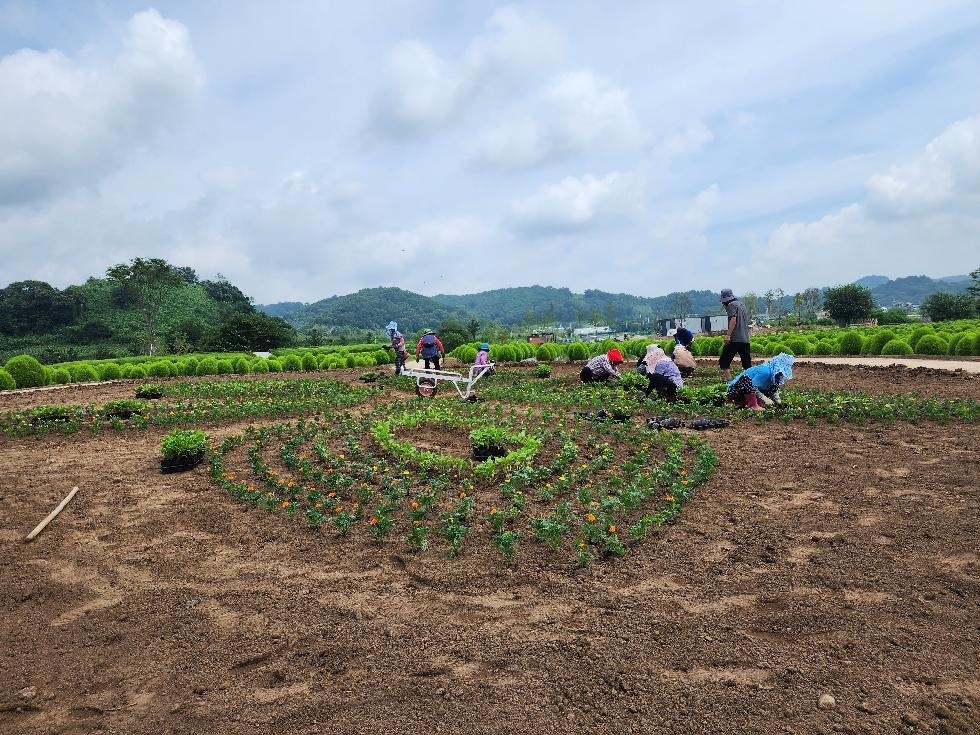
[743,391,764,411]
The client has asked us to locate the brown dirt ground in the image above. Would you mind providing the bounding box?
[1,364,979,735]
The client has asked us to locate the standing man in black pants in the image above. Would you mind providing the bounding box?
[718,288,751,380]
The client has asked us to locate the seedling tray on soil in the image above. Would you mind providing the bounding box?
[160,450,205,474]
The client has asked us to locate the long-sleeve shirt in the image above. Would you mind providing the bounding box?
[473,350,491,377]
[584,354,620,379]
[652,357,683,388]
[415,335,444,357]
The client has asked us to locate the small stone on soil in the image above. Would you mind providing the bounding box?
[818,693,836,709]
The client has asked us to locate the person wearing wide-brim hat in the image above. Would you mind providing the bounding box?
[718,288,751,380]
[385,321,408,374]
[415,329,445,370]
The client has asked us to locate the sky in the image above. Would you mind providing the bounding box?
[1,1,978,304]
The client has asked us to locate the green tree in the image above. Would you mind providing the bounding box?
[741,292,758,322]
[465,319,480,340]
[792,293,804,324]
[966,266,980,301]
[213,312,296,350]
[877,307,911,325]
[762,290,776,318]
[803,287,822,318]
[435,319,472,353]
[106,258,187,355]
[921,292,977,322]
[823,284,875,325]
[668,293,691,322]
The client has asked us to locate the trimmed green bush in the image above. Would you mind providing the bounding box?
[913,334,948,355]
[232,357,251,374]
[866,330,896,355]
[908,327,933,351]
[146,361,172,378]
[814,340,835,355]
[129,365,148,379]
[281,354,303,371]
[195,357,218,375]
[215,359,234,375]
[881,339,913,355]
[51,367,72,384]
[344,354,357,368]
[955,333,977,356]
[69,363,100,382]
[98,362,123,380]
[454,345,478,364]
[0,368,15,390]
[267,359,283,373]
[567,342,588,361]
[4,354,47,388]
[251,359,270,373]
[495,344,517,362]
[301,353,319,371]
[839,331,864,355]
[946,333,965,355]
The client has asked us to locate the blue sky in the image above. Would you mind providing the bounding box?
[1,1,978,303]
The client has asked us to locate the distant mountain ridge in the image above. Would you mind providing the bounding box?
[255,273,972,330]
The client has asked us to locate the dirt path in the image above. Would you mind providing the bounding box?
[793,356,980,373]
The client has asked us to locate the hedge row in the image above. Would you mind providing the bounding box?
[0,350,395,390]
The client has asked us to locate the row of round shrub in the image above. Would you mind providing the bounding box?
[0,350,397,390]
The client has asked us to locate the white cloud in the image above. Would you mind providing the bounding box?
[370,6,563,136]
[757,115,980,290]
[509,172,638,235]
[866,115,980,219]
[658,121,714,160]
[651,184,720,253]
[473,70,641,168]
[0,9,204,204]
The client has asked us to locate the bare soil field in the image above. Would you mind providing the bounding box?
[1,364,978,735]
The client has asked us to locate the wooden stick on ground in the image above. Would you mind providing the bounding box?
[25,486,79,542]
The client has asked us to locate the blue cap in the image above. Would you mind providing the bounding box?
[385,321,397,332]
[479,343,490,351]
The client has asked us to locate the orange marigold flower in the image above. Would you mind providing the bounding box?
[459,491,467,498]
[489,507,498,515]
[586,513,596,522]
[681,480,689,486]
[369,517,378,526]
[411,501,419,509]
[328,491,336,498]
[608,525,616,533]
[314,503,322,509]
[334,505,342,513]
[281,501,290,508]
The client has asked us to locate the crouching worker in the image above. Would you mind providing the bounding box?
[672,328,697,377]
[726,352,794,411]
[473,343,493,378]
[580,348,624,383]
[638,344,683,400]
[385,321,408,374]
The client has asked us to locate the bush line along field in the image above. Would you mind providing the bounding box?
[1,319,979,391]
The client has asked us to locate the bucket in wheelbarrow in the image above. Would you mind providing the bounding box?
[416,378,437,398]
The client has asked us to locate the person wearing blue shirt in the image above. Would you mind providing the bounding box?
[727,353,794,410]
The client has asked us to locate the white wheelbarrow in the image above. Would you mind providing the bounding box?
[400,363,495,399]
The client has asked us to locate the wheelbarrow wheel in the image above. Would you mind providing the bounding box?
[416,379,437,398]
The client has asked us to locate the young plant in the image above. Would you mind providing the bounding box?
[491,530,519,560]
[161,428,207,459]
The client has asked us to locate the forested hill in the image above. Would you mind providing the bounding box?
[869,275,970,306]
[431,286,719,328]
[0,262,295,363]
[280,287,474,333]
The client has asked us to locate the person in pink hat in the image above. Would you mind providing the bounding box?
[718,288,752,380]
